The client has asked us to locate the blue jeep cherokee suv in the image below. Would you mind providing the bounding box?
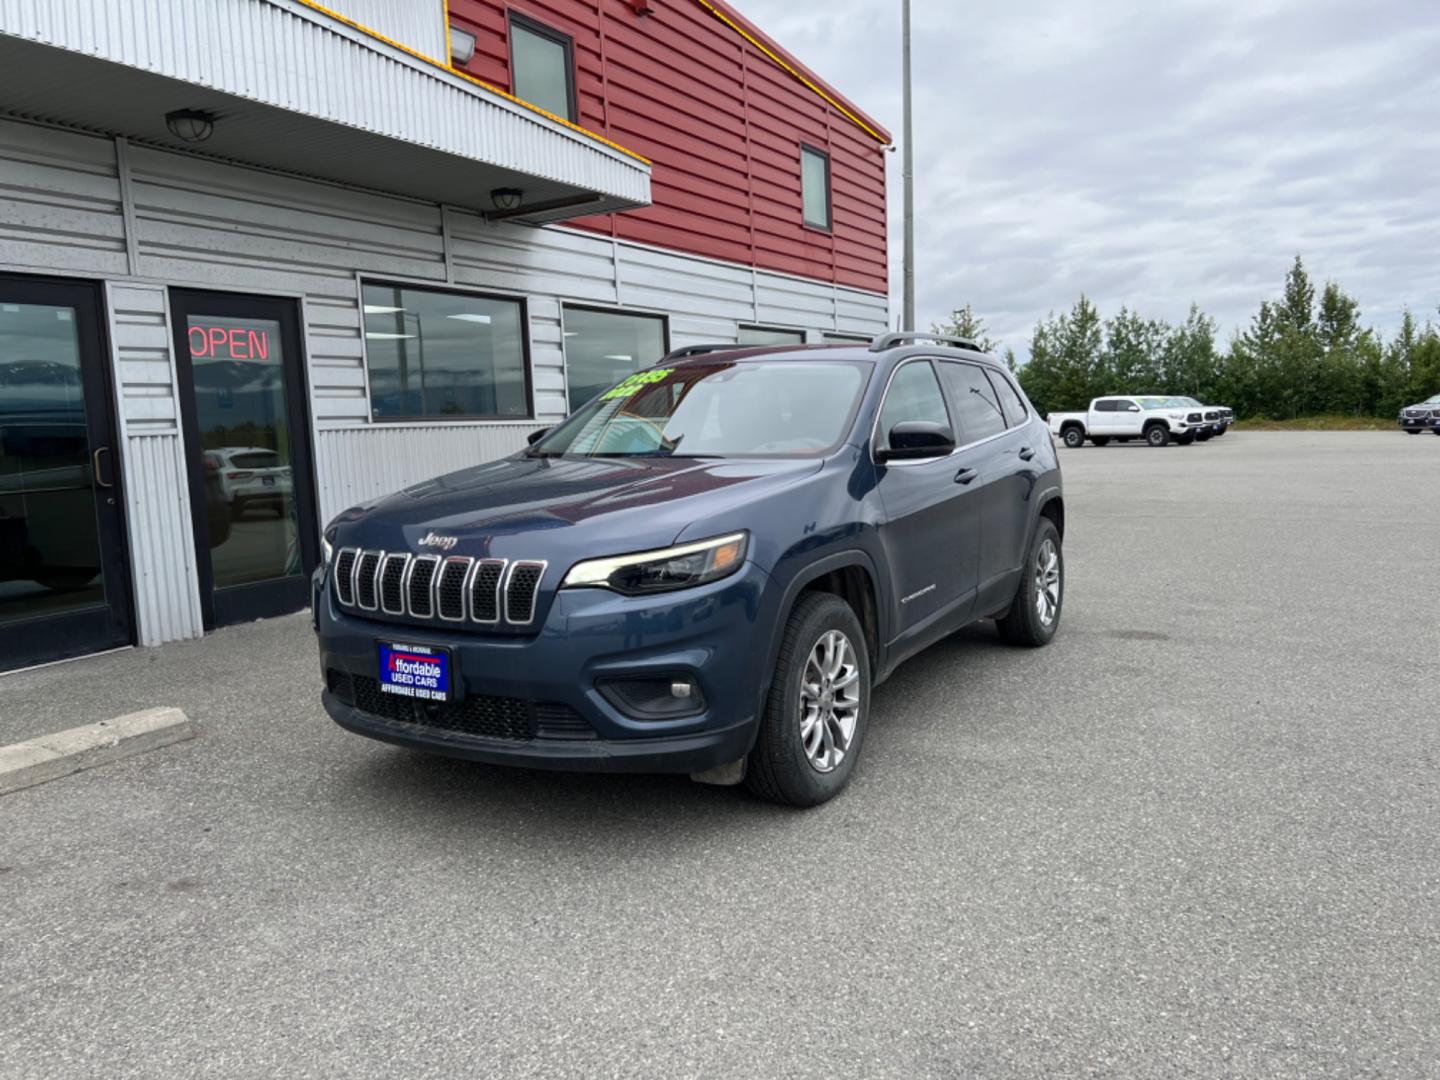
[314,333,1065,805]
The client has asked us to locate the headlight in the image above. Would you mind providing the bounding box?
[320,527,337,567]
[1168,412,1185,420]
[562,532,748,595]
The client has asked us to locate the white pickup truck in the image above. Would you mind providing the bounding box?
[1046,396,1201,448]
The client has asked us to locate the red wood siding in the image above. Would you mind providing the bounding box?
[447,0,889,295]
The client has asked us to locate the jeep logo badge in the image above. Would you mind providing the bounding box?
[417,531,459,552]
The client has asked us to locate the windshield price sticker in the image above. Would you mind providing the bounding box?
[601,368,673,400]
[377,642,450,701]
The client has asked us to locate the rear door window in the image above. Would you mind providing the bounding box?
[986,371,1028,428]
[938,361,1006,444]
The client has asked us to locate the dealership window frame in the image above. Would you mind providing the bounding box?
[800,144,832,232]
[560,303,672,412]
[358,277,535,424]
[823,332,872,344]
[507,11,578,123]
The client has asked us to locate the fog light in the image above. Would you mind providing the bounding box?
[598,675,706,720]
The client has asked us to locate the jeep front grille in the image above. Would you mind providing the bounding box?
[332,548,547,629]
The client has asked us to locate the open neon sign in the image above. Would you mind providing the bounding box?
[188,324,272,362]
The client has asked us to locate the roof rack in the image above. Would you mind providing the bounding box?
[662,343,745,361]
[868,331,984,353]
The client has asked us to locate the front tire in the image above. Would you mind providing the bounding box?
[1145,424,1170,447]
[1175,433,1195,445]
[746,593,871,807]
[997,518,1063,647]
[1405,429,1420,435]
[1061,426,1084,449]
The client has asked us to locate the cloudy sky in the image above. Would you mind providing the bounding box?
[741,0,1440,356]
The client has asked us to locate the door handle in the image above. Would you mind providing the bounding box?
[92,446,114,489]
[954,467,977,485]
[1018,446,1036,461]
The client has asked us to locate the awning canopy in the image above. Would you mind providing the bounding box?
[0,0,651,222]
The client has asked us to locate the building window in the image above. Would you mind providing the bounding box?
[563,305,669,410]
[738,325,806,346]
[509,14,576,121]
[801,145,831,230]
[823,332,872,344]
[362,281,530,421]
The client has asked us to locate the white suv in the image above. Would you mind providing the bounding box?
[203,446,292,519]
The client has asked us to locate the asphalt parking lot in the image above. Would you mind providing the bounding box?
[2,432,1438,1078]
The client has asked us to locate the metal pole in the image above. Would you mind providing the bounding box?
[901,0,916,332]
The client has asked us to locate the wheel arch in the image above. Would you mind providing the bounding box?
[759,551,884,710]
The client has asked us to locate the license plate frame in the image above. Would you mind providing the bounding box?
[376,641,452,702]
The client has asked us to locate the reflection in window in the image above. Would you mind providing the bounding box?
[737,325,806,346]
[562,306,668,410]
[362,283,529,420]
[938,361,1006,443]
[0,301,106,622]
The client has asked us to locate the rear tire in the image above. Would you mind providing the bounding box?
[1406,429,1420,435]
[1090,436,1110,447]
[997,518,1063,647]
[746,593,871,807]
[1145,424,1170,447]
[1061,426,1085,449]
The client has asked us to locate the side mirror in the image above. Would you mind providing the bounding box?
[1126,404,1141,412]
[526,427,551,446]
[877,420,955,462]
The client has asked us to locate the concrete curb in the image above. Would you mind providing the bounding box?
[0,708,195,796]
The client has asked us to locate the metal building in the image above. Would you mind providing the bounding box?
[0,0,891,672]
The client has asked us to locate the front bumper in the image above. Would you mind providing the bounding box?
[1400,416,1435,430]
[314,560,775,774]
[322,692,755,773]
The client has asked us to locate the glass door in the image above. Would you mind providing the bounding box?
[0,276,133,673]
[170,291,319,629]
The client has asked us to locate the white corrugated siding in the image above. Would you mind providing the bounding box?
[103,281,204,645]
[327,0,448,60]
[2,119,888,648]
[0,0,648,203]
[118,435,205,645]
[314,424,533,527]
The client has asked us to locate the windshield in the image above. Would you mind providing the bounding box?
[1426,394,1440,404]
[1136,397,1173,410]
[532,360,871,458]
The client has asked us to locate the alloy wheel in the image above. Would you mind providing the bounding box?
[1034,538,1061,626]
[799,629,861,773]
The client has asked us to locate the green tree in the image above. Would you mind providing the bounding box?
[931,303,999,353]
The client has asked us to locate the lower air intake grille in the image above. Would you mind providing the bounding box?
[351,676,533,741]
[534,703,596,740]
[506,562,545,624]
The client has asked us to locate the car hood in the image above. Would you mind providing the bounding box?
[330,453,823,561]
